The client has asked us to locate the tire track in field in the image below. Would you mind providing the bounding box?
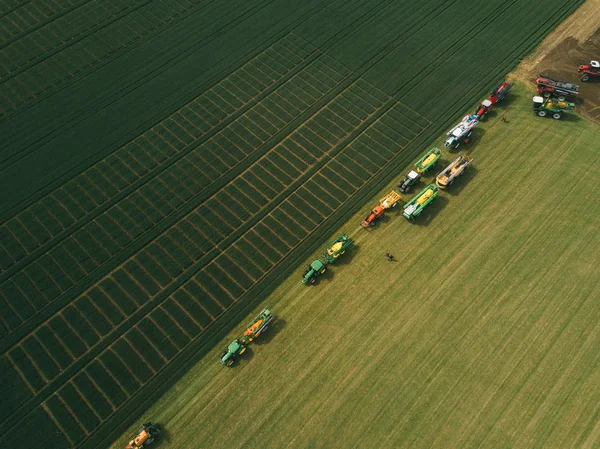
[0,0,451,347]
[95,2,592,440]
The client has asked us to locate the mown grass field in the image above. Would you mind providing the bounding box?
[110,82,600,449]
[0,0,592,448]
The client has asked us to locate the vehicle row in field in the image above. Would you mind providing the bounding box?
[220,308,274,366]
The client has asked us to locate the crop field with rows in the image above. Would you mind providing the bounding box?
[0,1,590,448]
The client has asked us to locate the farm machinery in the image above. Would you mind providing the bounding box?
[398,170,421,193]
[402,184,439,220]
[302,233,354,284]
[445,115,479,149]
[361,190,402,227]
[578,60,600,81]
[415,147,442,173]
[125,422,160,449]
[474,80,513,120]
[535,75,579,99]
[220,309,274,367]
[533,96,574,119]
[436,155,473,189]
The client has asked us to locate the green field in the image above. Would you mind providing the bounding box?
[0,0,594,448]
[110,82,600,449]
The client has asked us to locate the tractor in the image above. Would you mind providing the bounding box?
[533,96,574,120]
[398,170,421,193]
[474,80,513,120]
[578,60,600,81]
[445,115,478,149]
[302,233,354,284]
[403,184,439,220]
[415,147,442,173]
[220,309,274,366]
[436,155,473,189]
[361,190,402,228]
[125,422,160,449]
[302,259,327,285]
[535,75,579,100]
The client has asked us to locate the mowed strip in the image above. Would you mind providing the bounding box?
[109,82,600,449]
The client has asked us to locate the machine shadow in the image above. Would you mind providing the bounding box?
[253,318,287,345]
[444,166,479,196]
[413,195,449,227]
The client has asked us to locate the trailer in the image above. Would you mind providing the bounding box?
[403,184,439,220]
[533,96,574,120]
[535,75,579,99]
[415,147,442,173]
[436,155,473,189]
[361,190,402,228]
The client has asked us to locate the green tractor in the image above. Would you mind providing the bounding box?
[398,170,421,193]
[220,309,274,367]
[302,259,327,285]
[533,96,574,119]
[403,184,439,220]
[302,233,354,285]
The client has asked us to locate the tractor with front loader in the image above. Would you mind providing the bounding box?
[436,155,473,189]
[415,147,442,173]
[578,60,600,81]
[403,184,439,220]
[220,309,274,367]
[445,115,478,149]
[361,190,402,228]
[125,422,160,449]
[302,233,354,284]
[533,96,574,119]
[535,75,579,99]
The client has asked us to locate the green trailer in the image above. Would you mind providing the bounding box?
[533,96,574,119]
[322,233,354,264]
[415,147,442,174]
[403,184,439,220]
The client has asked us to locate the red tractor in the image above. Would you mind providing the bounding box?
[578,60,600,82]
[474,80,513,120]
[535,75,579,100]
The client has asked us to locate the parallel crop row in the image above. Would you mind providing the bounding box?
[0,0,206,116]
[0,34,319,338]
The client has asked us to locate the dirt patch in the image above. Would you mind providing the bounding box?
[511,0,600,123]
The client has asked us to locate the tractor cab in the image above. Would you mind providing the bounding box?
[481,99,493,108]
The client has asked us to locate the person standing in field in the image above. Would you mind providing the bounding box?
[386,252,394,261]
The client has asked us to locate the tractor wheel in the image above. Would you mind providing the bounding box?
[239,345,247,355]
[581,74,590,82]
[537,110,547,117]
[557,95,566,102]
[543,91,551,98]
[310,277,316,284]
[226,359,234,367]
[552,113,562,120]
